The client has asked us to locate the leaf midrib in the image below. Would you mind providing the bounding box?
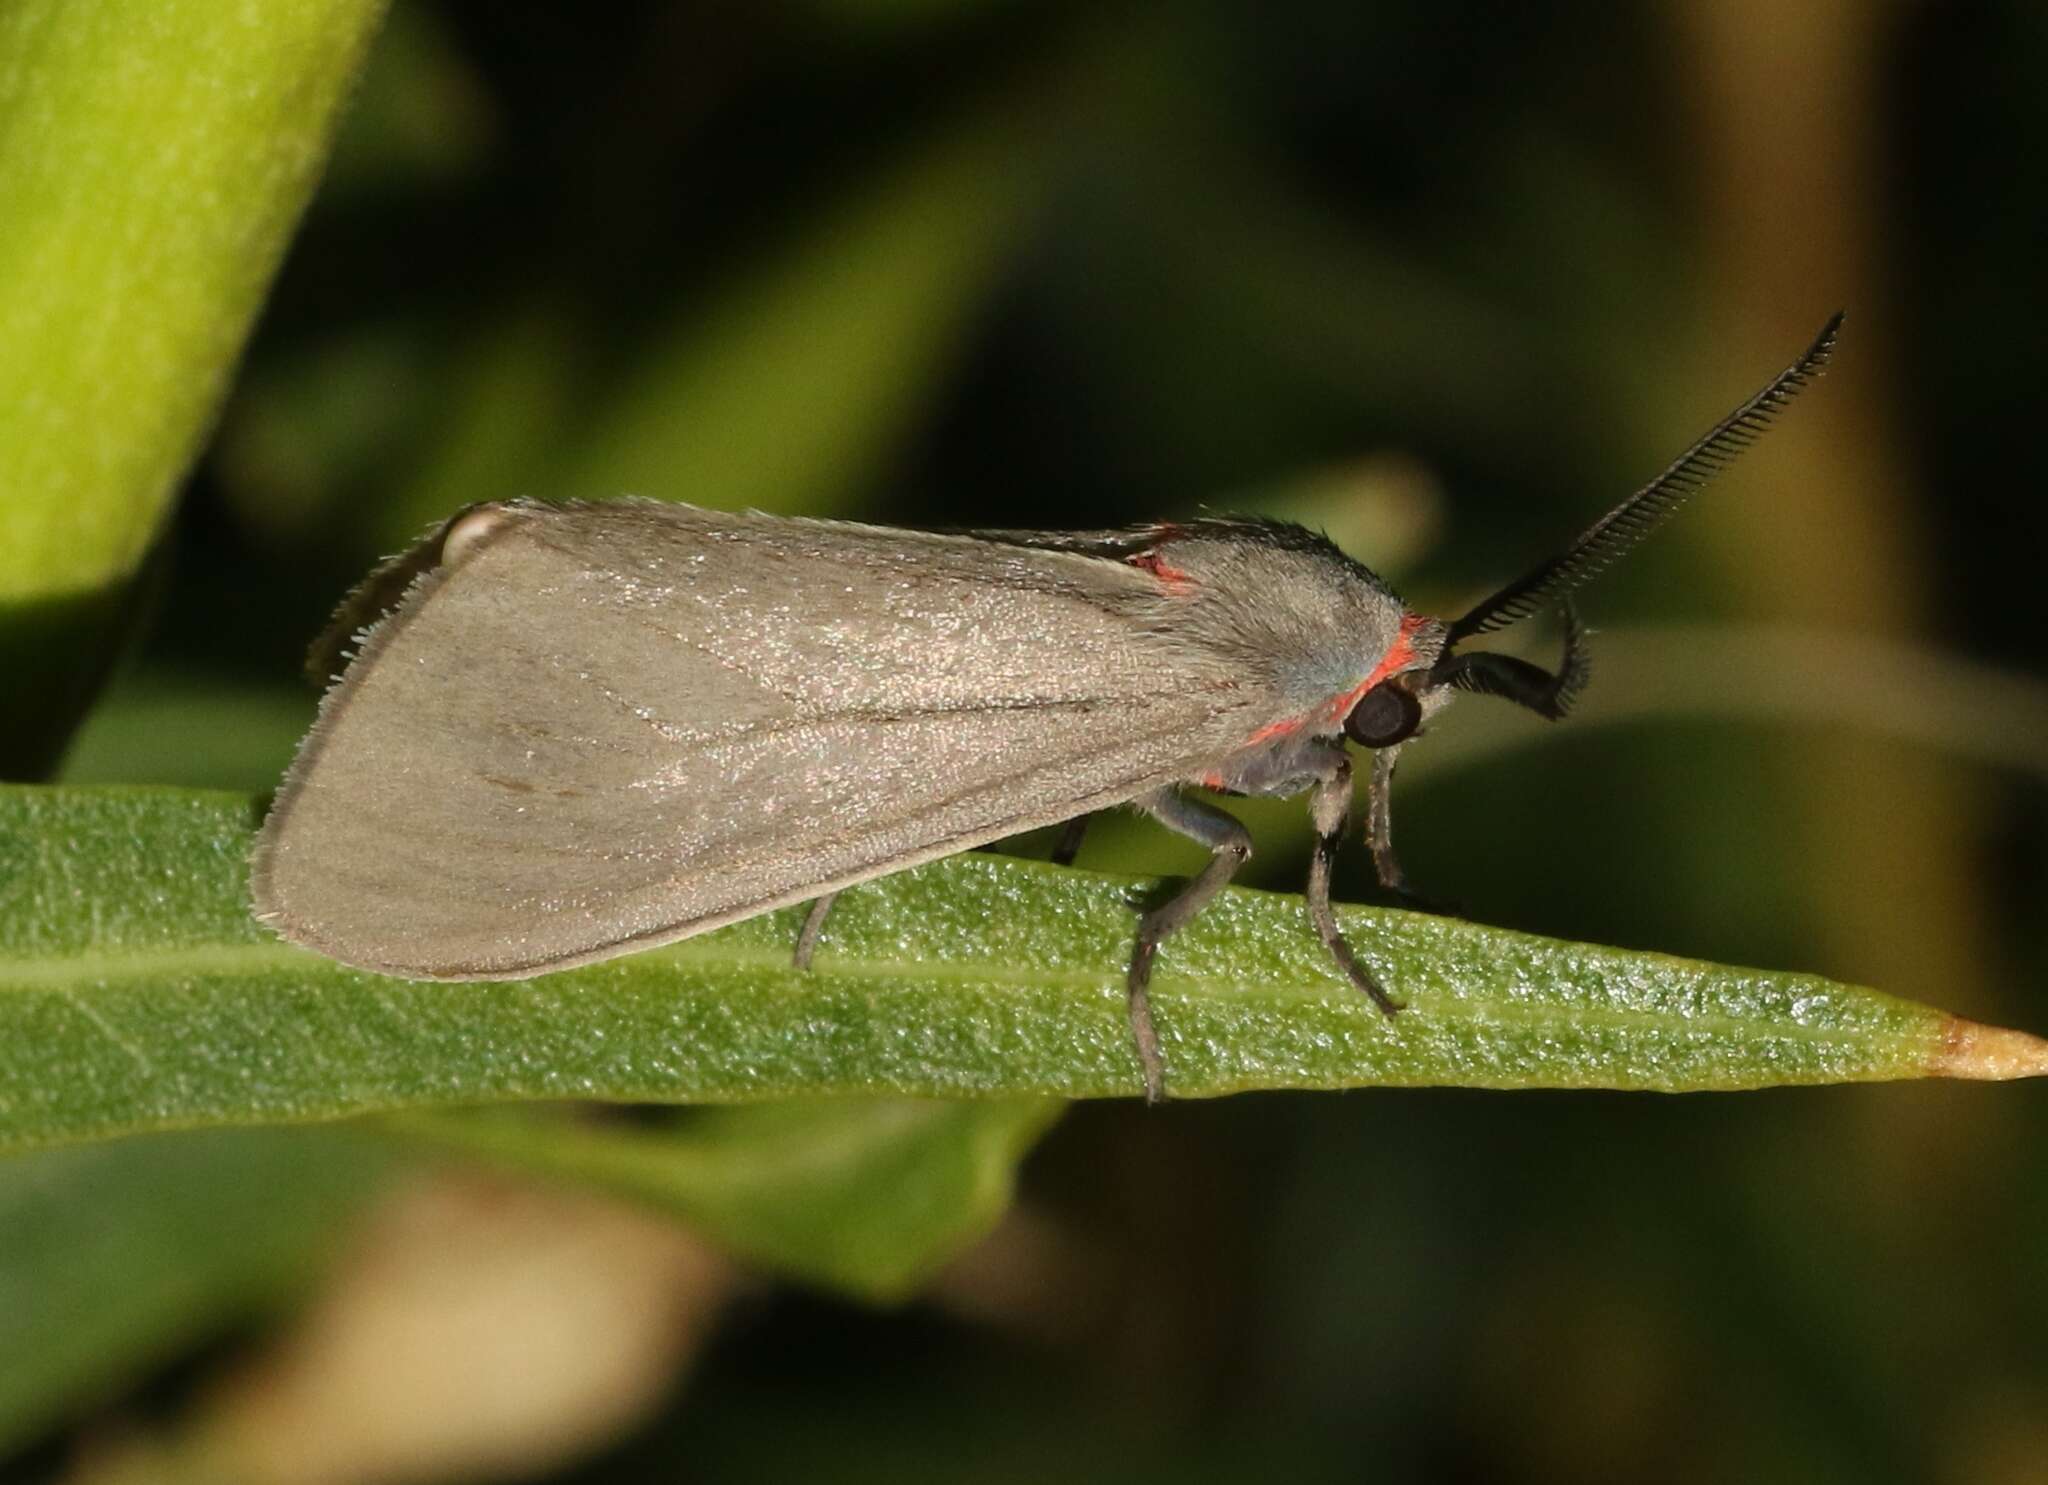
[0,939,1919,1054]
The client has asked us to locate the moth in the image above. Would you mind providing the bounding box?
[253,314,1841,1100]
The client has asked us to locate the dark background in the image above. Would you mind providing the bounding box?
[47,2,2048,1480]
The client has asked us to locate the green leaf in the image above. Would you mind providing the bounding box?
[59,672,313,793]
[553,74,1053,526]
[2,785,2041,1155]
[386,1098,1061,1303]
[0,0,391,775]
[361,65,1064,550]
[363,304,593,550]
[0,1127,389,1453]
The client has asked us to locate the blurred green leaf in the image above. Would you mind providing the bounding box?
[0,1127,388,1454]
[1240,453,1447,578]
[60,672,313,793]
[799,0,1013,36]
[210,319,449,547]
[388,1098,1060,1302]
[2,786,2038,1157]
[1408,622,2048,786]
[556,85,1051,523]
[319,2,492,198]
[1045,128,1554,491]
[365,304,592,549]
[0,0,390,776]
[363,63,1064,550]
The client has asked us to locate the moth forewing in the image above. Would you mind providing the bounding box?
[251,502,1297,982]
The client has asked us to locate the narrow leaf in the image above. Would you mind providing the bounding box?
[385,1099,1062,1303]
[0,1127,388,1453]
[1,786,2041,1155]
[557,85,1049,525]
[0,0,390,774]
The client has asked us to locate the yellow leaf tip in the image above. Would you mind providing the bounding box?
[1931,1017,2048,1081]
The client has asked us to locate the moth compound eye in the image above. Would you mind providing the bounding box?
[1344,682,1421,749]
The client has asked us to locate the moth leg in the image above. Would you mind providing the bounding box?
[1365,745,1462,917]
[792,892,836,970]
[1129,789,1253,1103]
[802,815,1087,974]
[1308,752,1402,1017]
[1364,745,1409,894]
[1050,815,1089,868]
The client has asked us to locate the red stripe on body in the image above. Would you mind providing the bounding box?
[1238,611,1429,748]
[1322,611,1429,721]
[1245,716,1303,745]
[1128,548,1195,591]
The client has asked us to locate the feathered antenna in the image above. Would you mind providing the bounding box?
[1435,602,1590,720]
[1447,312,1843,645]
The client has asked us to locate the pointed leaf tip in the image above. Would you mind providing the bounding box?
[8,785,2048,1149]
[1930,1017,2048,1081]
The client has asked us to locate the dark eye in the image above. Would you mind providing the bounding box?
[1344,682,1421,749]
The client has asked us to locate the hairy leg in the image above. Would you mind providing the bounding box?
[1305,751,1402,1015]
[1364,744,1408,894]
[1127,789,1253,1102]
[794,814,1094,970]
[792,892,836,970]
[1050,815,1089,868]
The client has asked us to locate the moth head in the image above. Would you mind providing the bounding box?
[1341,605,1587,746]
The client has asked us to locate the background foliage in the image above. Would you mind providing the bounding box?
[5,2,2048,1481]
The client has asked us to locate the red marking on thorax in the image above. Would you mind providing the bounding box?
[1238,612,1429,749]
[1244,716,1304,745]
[1324,611,1428,721]
[1128,546,1195,591]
